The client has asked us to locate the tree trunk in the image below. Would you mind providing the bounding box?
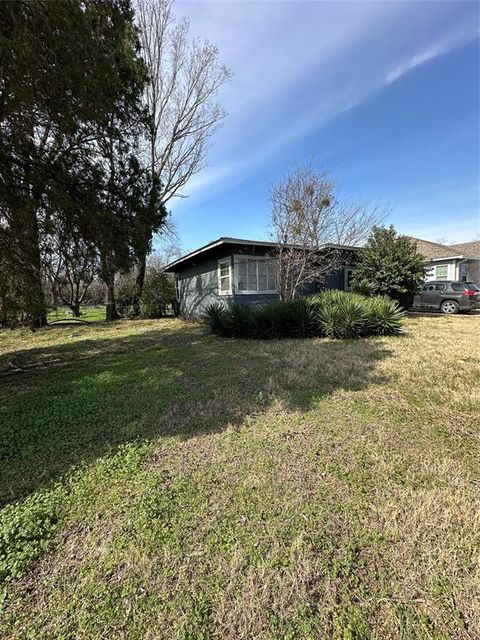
[12,205,47,329]
[105,280,120,321]
[101,255,120,321]
[70,304,81,317]
[133,251,147,317]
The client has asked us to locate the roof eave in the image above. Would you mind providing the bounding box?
[430,255,464,262]
[163,237,360,272]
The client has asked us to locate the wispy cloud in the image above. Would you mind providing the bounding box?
[385,45,448,85]
[385,21,477,85]
[172,0,479,205]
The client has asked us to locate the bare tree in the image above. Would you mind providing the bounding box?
[269,166,387,300]
[135,0,231,299]
[43,229,98,317]
[148,240,184,268]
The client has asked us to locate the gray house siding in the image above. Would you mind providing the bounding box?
[177,256,233,316]
[325,269,346,291]
[233,292,279,306]
[168,240,355,316]
[177,261,347,316]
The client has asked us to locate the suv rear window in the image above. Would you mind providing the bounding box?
[465,282,480,291]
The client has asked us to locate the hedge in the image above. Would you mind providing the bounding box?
[204,291,405,340]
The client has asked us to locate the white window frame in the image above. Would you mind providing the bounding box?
[217,258,232,295]
[435,264,448,280]
[233,255,277,294]
[345,267,356,291]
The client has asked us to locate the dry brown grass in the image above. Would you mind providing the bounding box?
[0,313,479,639]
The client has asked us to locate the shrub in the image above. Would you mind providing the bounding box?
[254,299,317,339]
[350,278,374,297]
[352,225,426,308]
[204,291,405,341]
[315,291,369,339]
[141,270,176,319]
[204,303,230,337]
[227,302,255,338]
[365,295,405,336]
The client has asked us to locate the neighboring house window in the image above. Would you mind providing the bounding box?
[235,256,276,293]
[218,259,232,294]
[436,265,448,279]
[460,263,468,282]
[345,268,355,291]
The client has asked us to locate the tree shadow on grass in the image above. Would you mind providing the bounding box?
[0,322,394,504]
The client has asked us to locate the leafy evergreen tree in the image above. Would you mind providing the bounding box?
[0,0,145,327]
[352,226,426,307]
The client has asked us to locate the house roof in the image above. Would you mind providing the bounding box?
[164,235,479,273]
[410,237,460,260]
[411,237,480,261]
[163,236,359,272]
[447,241,480,259]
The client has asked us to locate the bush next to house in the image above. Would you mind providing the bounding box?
[205,291,405,340]
[351,225,426,308]
[141,270,176,319]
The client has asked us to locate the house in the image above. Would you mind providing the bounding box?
[164,235,480,316]
[163,237,357,316]
[411,238,480,284]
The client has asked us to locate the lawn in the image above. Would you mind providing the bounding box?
[0,315,478,639]
[47,305,106,324]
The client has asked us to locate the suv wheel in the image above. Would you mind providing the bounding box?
[440,300,459,314]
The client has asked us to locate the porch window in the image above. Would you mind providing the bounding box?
[235,257,276,293]
[218,259,232,294]
[436,265,448,280]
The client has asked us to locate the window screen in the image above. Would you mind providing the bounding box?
[247,259,258,290]
[235,257,276,292]
[237,258,248,290]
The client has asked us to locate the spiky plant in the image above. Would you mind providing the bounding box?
[366,296,405,336]
[204,303,229,336]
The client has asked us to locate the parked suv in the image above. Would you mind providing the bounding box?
[413,281,480,314]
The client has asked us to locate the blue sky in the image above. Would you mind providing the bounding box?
[161,0,479,254]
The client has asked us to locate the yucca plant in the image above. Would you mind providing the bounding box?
[205,291,405,340]
[317,293,370,339]
[254,302,287,339]
[286,298,317,338]
[204,303,229,336]
[227,302,255,338]
[366,296,405,336]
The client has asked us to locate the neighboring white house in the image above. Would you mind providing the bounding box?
[412,238,480,284]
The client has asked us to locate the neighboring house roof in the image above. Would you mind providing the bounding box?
[447,241,480,259]
[164,237,359,272]
[410,237,460,260]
